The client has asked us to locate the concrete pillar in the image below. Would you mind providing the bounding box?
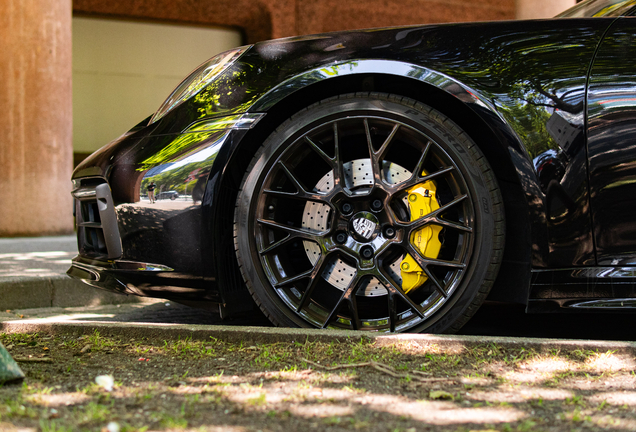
[516,0,576,19]
[0,0,73,236]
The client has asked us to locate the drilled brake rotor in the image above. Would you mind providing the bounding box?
[301,159,411,297]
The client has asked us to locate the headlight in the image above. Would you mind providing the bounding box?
[149,46,250,124]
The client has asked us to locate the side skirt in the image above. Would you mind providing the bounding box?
[528,267,636,313]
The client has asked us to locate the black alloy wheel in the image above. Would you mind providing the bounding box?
[234,93,504,333]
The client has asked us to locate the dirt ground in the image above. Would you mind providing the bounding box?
[1,331,636,432]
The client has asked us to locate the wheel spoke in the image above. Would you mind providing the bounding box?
[347,295,363,331]
[394,164,455,193]
[305,130,346,194]
[433,218,473,233]
[422,165,455,182]
[322,273,361,329]
[406,194,468,231]
[435,192,468,214]
[406,243,465,270]
[384,203,399,225]
[413,141,431,180]
[365,120,401,185]
[262,187,329,203]
[259,234,292,255]
[264,161,330,202]
[305,136,334,166]
[364,119,382,183]
[295,255,332,311]
[275,268,313,288]
[422,265,448,298]
[257,218,323,242]
[386,141,430,192]
[280,161,307,194]
[376,272,425,319]
[364,118,373,152]
[378,123,400,159]
[388,291,397,332]
[333,122,347,190]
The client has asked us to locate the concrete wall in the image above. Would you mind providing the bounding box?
[73,17,242,154]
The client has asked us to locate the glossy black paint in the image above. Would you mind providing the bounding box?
[588,17,636,266]
[242,20,606,269]
[70,11,636,313]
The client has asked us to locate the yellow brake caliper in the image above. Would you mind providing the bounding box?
[400,175,443,293]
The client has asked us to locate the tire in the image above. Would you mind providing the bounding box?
[234,93,504,333]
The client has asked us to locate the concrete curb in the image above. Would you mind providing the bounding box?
[0,276,141,310]
[0,235,141,310]
[3,320,636,355]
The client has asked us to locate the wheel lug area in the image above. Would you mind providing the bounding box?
[371,199,383,211]
[383,225,396,239]
[335,231,348,244]
[341,202,353,216]
[360,245,374,260]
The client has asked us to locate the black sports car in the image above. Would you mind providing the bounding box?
[68,0,636,333]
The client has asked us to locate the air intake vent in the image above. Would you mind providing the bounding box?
[73,179,122,260]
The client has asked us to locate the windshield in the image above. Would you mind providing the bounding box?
[557,0,636,17]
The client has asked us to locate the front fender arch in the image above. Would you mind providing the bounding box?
[211,61,546,305]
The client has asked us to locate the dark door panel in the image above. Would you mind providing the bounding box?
[588,17,636,265]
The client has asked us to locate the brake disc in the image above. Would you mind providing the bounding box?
[301,159,410,296]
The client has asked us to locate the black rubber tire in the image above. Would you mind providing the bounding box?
[234,93,504,334]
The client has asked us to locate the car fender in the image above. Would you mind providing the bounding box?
[214,59,546,266]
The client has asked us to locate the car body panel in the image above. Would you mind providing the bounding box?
[588,17,636,266]
[69,14,636,314]
[230,19,610,269]
[526,15,636,309]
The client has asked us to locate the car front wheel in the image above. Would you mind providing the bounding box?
[234,93,504,333]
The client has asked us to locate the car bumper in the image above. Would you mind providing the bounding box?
[68,112,265,302]
[67,254,220,302]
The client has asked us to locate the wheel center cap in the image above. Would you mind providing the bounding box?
[350,212,379,242]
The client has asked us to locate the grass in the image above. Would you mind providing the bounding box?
[246,393,267,406]
[1,332,635,431]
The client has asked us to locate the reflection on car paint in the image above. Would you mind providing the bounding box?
[228,21,602,268]
[588,19,636,267]
[114,131,232,273]
[69,9,636,317]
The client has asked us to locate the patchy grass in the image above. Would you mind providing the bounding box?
[1,332,636,431]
